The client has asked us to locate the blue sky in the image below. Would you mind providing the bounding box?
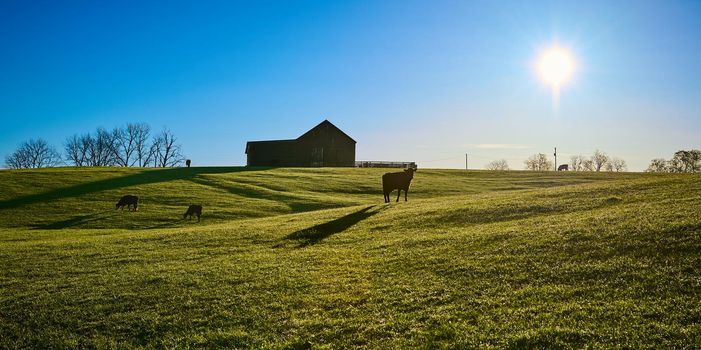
[1,0,700,170]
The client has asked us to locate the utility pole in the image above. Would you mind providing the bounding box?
[554,147,557,171]
[465,154,468,170]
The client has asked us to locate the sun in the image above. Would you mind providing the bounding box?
[536,46,576,89]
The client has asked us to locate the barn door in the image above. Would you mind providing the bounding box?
[311,147,324,167]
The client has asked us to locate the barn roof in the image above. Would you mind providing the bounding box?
[245,119,356,153]
[297,119,356,143]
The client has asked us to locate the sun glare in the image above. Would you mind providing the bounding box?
[536,46,575,90]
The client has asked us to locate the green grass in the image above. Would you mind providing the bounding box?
[1,167,700,348]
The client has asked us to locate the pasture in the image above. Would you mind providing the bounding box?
[1,167,699,348]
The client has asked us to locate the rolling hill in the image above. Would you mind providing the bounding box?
[1,167,699,348]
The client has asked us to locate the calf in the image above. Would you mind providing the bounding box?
[116,195,139,211]
[183,205,202,222]
[382,168,416,203]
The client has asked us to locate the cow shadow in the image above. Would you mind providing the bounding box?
[283,205,383,248]
[190,176,341,214]
[31,210,116,230]
[0,167,274,210]
[142,219,186,230]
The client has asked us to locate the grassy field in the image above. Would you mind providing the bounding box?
[1,167,700,348]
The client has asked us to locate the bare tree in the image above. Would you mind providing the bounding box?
[581,159,595,171]
[132,123,152,167]
[606,157,627,172]
[64,134,90,166]
[82,134,97,166]
[16,122,188,169]
[83,128,114,166]
[569,155,585,171]
[113,123,145,167]
[613,158,627,172]
[592,149,609,172]
[524,153,553,171]
[84,128,119,166]
[5,138,62,169]
[646,158,669,172]
[152,128,184,167]
[79,134,93,164]
[485,159,510,171]
[149,135,162,167]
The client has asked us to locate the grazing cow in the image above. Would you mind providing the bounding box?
[558,164,569,171]
[382,168,417,203]
[183,205,202,222]
[116,195,139,211]
[185,159,191,167]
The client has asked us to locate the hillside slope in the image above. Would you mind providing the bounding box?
[1,168,699,348]
[0,167,615,229]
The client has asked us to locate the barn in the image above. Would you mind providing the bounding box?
[245,120,356,167]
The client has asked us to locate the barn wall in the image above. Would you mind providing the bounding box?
[246,141,297,166]
[297,126,355,167]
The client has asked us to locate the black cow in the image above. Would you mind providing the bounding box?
[185,159,191,168]
[382,168,416,203]
[116,195,139,211]
[558,164,569,171]
[183,205,202,221]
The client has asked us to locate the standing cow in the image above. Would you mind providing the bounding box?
[116,195,139,211]
[382,168,416,203]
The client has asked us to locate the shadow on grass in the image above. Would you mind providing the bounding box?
[283,205,383,248]
[142,219,187,230]
[190,176,341,213]
[0,167,273,210]
[31,211,116,230]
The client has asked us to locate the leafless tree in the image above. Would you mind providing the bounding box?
[152,128,184,167]
[113,123,148,167]
[524,153,553,171]
[5,138,62,169]
[66,132,107,167]
[606,157,627,172]
[485,159,510,171]
[84,128,119,166]
[30,123,187,169]
[592,149,609,172]
[64,134,90,166]
[581,159,595,171]
[149,136,162,167]
[132,123,152,167]
[569,155,585,171]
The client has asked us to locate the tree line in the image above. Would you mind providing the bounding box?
[486,149,627,172]
[4,123,185,169]
[646,150,701,173]
[567,150,627,172]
